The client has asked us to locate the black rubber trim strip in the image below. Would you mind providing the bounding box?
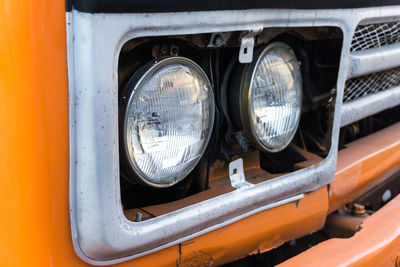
[66,0,400,13]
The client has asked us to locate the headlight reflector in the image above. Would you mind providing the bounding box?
[122,57,214,187]
[241,42,302,152]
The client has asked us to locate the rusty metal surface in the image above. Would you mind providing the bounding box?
[324,205,369,238]
[278,193,400,267]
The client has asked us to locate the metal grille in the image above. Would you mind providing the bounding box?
[344,67,400,103]
[351,21,400,51]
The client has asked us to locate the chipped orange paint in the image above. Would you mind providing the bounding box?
[278,193,400,267]
[329,122,400,213]
[175,188,328,266]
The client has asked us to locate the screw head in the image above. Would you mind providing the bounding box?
[214,35,223,46]
[353,203,365,216]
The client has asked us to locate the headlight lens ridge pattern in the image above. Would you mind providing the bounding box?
[124,58,214,187]
[249,43,302,152]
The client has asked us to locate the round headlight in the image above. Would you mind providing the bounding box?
[121,57,214,187]
[234,42,302,152]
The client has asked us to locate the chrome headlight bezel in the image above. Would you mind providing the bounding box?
[66,6,353,264]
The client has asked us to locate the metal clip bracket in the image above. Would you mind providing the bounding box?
[239,28,262,63]
[229,158,253,189]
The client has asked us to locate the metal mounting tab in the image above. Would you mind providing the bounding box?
[229,158,253,189]
[239,28,262,63]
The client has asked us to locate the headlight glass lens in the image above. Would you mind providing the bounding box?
[124,57,214,187]
[248,42,302,152]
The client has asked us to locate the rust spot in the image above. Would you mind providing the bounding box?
[181,251,214,267]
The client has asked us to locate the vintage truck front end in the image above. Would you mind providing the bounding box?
[1,0,400,266]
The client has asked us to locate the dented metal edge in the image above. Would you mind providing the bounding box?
[341,86,400,126]
[65,7,400,266]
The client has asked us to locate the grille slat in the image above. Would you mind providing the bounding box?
[351,21,400,52]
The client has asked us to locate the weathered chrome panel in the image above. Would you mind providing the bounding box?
[341,86,400,126]
[66,6,400,265]
[348,43,400,79]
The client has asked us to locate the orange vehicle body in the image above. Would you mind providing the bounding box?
[1,0,400,266]
[280,193,400,267]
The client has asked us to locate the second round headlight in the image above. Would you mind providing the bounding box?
[121,57,214,188]
[234,42,302,152]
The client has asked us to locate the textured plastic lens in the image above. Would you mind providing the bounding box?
[124,58,214,187]
[249,43,302,151]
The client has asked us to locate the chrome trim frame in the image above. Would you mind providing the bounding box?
[66,7,400,265]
